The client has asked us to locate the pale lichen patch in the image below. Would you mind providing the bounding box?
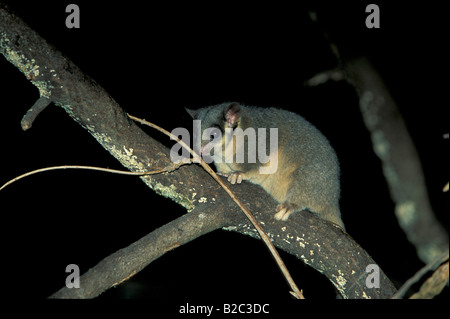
[331,270,347,291]
[372,130,390,161]
[32,80,54,98]
[198,213,207,219]
[395,200,417,228]
[123,146,134,157]
[0,34,52,98]
[87,131,193,210]
[362,291,371,299]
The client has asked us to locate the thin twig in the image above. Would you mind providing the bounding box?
[127,113,305,299]
[391,251,449,299]
[0,162,188,192]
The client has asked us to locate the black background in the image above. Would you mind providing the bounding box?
[0,0,447,306]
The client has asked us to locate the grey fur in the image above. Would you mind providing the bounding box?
[186,102,344,229]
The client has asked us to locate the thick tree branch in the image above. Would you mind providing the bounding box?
[50,199,231,298]
[1,6,396,299]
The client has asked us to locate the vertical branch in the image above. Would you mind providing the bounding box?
[345,57,448,263]
[307,8,447,264]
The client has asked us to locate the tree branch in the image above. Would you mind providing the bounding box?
[1,5,396,299]
[306,8,448,265]
[50,201,231,298]
[345,57,449,264]
[20,96,51,130]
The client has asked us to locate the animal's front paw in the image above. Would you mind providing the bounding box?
[217,172,244,184]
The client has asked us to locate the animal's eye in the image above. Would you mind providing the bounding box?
[209,127,221,141]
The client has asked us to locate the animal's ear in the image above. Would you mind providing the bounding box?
[224,102,241,128]
[185,107,198,119]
